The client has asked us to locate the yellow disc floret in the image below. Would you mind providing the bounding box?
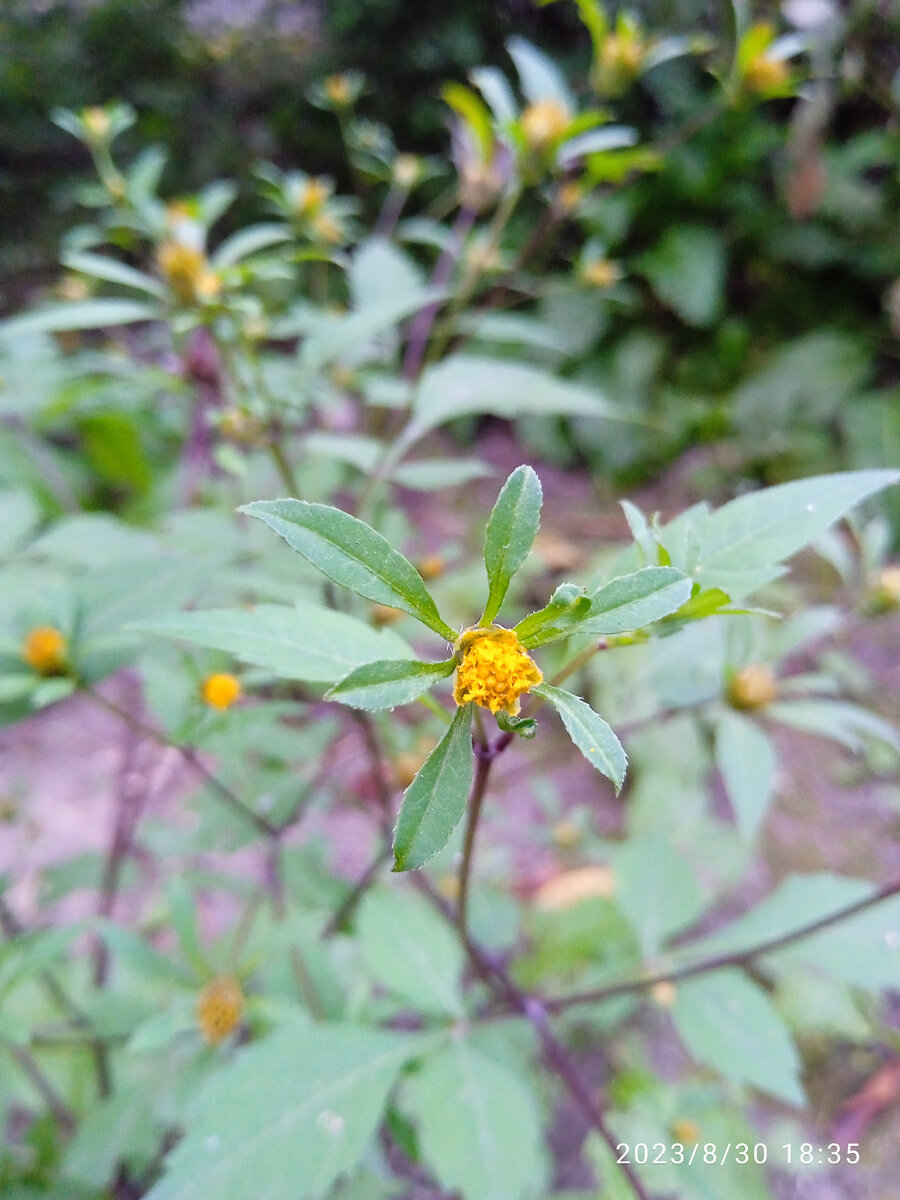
[453,627,543,716]
[200,673,242,710]
[197,976,244,1045]
[520,99,570,153]
[727,664,778,710]
[22,627,68,676]
[156,241,214,306]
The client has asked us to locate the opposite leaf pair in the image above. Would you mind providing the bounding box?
[240,465,694,871]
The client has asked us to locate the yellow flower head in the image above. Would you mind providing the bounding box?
[520,99,570,153]
[325,74,352,106]
[197,976,244,1045]
[22,627,68,676]
[727,664,777,710]
[453,627,543,716]
[83,107,111,141]
[156,241,211,306]
[310,211,344,245]
[393,154,421,189]
[743,53,789,94]
[600,33,645,77]
[581,258,622,289]
[200,673,242,710]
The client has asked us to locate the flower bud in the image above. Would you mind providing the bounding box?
[727,664,778,710]
[22,627,68,676]
[200,673,242,710]
[197,976,244,1045]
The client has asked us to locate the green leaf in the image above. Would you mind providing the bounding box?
[61,251,166,297]
[515,582,592,648]
[406,1039,549,1200]
[348,237,423,309]
[684,873,900,990]
[145,1026,428,1200]
[715,711,777,840]
[507,35,573,109]
[209,223,292,268]
[297,290,443,380]
[135,601,413,687]
[534,683,626,792]
[442,83,495,161]
[357,888,465,1017]
[636,226,726,328]
[326,658,455,710]
[62,1085,162,1188]
[481,466,543,624]
[612,834,705,957]
[393,705,474,871]
[579,567,693,636]
[408,356,621,443]
[672,970,805,1105]
[767,699,900,754]
[0,299,159,335]
[239,500,456,640]
[688,469,900,598]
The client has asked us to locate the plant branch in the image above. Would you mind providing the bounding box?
[456,747,492,940]
[85,685,280,839]
[402,204,476,382]
[4,1041,76,1133]
[540,876,900,1015]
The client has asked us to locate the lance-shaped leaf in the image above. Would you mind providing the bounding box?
[327,658,455,711]
[715,711,777,841]
[534,683,626,792]
[239,500,457,640]
[393,705,474,871]
[515,582,592,648]
[481,466,543,625]
[578,566,693,636]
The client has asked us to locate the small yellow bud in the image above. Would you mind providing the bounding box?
[520,99,570,153]
[670,1118,700,1145]
[83,107,111,140]
[310,211,344,245]
[371,604,404,627]
[727,664,778,710]
[650,979,677,1009]
[197,976,244,1045]
[417,555,445,581]
[218,409,264,447]
[393,154,421,189]
[437,874,461,901]
[458,158,505,214]
[22,627,68,676]
[533,865,616,910]
[294,177,332,219]
[156,241,212,306]
[325,74,352,106]
[600,34,644,77]
[581,258,622,289]
[556,181,583,214]
[394,738,439,789]
[200,673,242,710]
[453,627,542,716]
[55,274,91,303]
[866,565,900,613]
[551,819,582,849]
[743,54,789,94]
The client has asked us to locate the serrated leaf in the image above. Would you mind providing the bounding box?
[327,658,454,710]
[406,1039,548,1200]
[534,684,626,792]
[407,356,620,443]
[482,466,543,624]
[715,711,777,840]
[688,470,900,598]
[578,567,693,636]
[62,1085,163,1188]
[612,834,705,957]
[393,705,474,871]
[672,970,805,1105]
[145,1026,428,1200]
[357,889,465,1016]
[238,501,456,639]
[135,601,413,686]
[0,299,159,335]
